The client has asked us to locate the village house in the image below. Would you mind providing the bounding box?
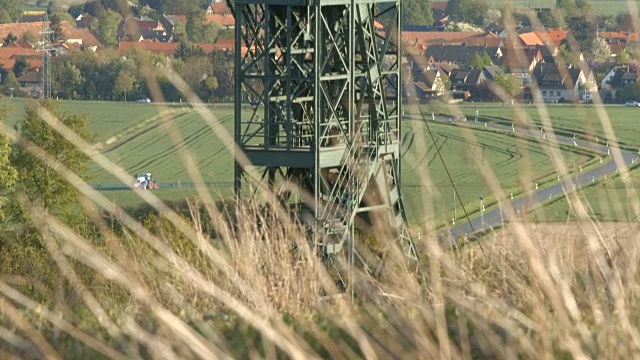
[497,46,544,74]
[407,68,449,100]
[533,63,596,102]
[601,66,638,99]
[423,44,503,68]
[207,0,232,15]
[16,69,41,97]
[0,21,102,51]
[0,46,42,73]
[120,16,169,42]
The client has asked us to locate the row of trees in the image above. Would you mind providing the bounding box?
[42,45,234,103]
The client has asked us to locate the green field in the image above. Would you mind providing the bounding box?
[433,0,640,16]
[420,104,640,150]
[2,98,598,225]
[5,99,637,226]
[530,166,640,222]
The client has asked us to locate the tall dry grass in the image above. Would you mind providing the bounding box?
[2,1,640,359]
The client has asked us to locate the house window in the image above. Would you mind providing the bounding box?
[542,90,547,96]
[557,91,561,96]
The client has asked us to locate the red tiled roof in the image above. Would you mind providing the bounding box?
[610,42,626,53]
[0,47,43,72]
[118,41,179,56]
[117,41,244,56]
[17,69,41,83]
[519,32,544,46]
[600,31,627,40]
[432,2,447,12]
[534,28,568,46]
[628,32,639,42]
[0,21,102,48]
[402,31,487,44]
[209,2,231,14]
[205,14,235,27]
[215,37,234,49]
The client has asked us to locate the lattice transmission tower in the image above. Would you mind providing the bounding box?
[40,12,53,99]
[229,0,418,289]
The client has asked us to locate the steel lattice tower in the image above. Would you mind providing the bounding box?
[230,0,418,288]
[40,13,53,99]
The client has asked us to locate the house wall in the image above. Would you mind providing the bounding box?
[540,88,578,101]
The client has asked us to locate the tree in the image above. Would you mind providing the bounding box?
[49,12,76,43]
[538,10,562,28]
[204,75,218,102]
[493,73,521,100]
[445,0,488,26]
[186,12,219,43]
[0,0,23,22]
[556,0,576,17]
[574,0,593,14]
[566,15,596,53]
[403,0,433,27]
[97,9,122,46]
[3,32,16,46]
[470,51,492,70]
[172,21,186,41]
[114,70,135,102]
[3,70,19,96]
[591,37,611,63]
[50,13,66,43]
[0,9,12,24]
[616,84,640,102]
[52,61,84,99]
[10,100,92,219]
[0,126,18,221]
[445,21,483,32]
[21,30,38,45]
[13,56,29,78]
[615,50,631,66]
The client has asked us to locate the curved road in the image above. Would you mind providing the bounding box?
[403,112,638,242]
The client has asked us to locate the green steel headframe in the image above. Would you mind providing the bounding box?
[231,0,418,288]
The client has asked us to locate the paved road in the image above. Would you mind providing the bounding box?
[403,112,638,242]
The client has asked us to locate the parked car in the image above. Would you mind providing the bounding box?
[624,101,640,107]
[136,98,151,103]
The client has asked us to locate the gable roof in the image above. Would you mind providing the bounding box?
[519,32,544,46]
[402,31,490,45]
[209,2,232,14]
[0,46,43,70]
[117,41,242,56]
[533,62,582,89]
[0,21,102,48]
[17,69,41,83]
[424,44,500,65]
[206,14,234,27]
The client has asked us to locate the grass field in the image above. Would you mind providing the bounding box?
[419,103,640,150]
[433,0,640,16]
[530,162,640,222]
[6,99,640,359]
[3,98,634,226]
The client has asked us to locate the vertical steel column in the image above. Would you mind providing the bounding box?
[232,0,418,294]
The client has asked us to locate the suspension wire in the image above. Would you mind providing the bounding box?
[412,103,486,256]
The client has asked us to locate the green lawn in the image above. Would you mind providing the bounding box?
[401,118,591,226]
[432,0,640,16]
[420,104,640,151]
[530,165,640,222]
[2,99,627,225]
[1,98,163,142]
